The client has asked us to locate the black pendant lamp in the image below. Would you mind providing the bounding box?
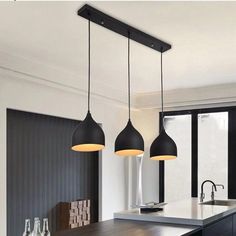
[150,50,177,160]
[71,19,105,152]
[115,33,144,157]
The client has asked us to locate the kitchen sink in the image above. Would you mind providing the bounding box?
[201,200,236,206]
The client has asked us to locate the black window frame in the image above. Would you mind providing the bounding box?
[159,106,236,202]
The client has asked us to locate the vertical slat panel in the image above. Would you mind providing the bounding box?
[7,109,99,235]
[191,113,198,197]
[228,110,236,199]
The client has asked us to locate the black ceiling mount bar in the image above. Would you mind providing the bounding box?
[78,4,171,53]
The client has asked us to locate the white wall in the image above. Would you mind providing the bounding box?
[135,83,236,110]
[0,68,131,235]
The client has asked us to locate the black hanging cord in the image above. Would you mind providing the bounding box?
[88,19,91,112]
[160,48,164,129]
[128,31,131,120]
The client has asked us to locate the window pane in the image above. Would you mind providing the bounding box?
[164,115,192,202]
[198,112,228,199]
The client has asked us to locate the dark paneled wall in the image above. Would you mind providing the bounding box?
[7,109,99,235]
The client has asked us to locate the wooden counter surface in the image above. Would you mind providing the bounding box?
[55,219,201,236]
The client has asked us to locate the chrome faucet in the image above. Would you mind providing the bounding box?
[200,180,217,202]
[211,184,224,201]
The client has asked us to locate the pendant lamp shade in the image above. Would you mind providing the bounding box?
[72,111,105,152]
[150,50,177,160]
[71,19,105,152]
[114,33,144,157]
[115,119,144,156]
[150,129,177,160]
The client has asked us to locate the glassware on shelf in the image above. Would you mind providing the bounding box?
[22,219,31,236]
[42,218,50,236]
[32,217,41,236]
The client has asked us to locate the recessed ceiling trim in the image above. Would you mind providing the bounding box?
[78,4,171,53]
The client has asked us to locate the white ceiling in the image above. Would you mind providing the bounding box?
[0,1,236,94]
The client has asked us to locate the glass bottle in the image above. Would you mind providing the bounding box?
[22,219,31,236]
[42,218,50,236]
[32,218,41,236]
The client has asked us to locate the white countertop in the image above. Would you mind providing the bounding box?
[114,198,236,226]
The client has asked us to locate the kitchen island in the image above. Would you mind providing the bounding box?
[114,198,236,236]
[114,198,236,226]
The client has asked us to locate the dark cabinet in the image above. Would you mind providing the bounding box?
[190,231,202,236]
[189,212,236,236]
[233,214,236,235]
[203,215,233,236]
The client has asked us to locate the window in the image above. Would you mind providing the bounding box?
[164,115,192,202]
[159,107,236,202]
[198,112,228,199]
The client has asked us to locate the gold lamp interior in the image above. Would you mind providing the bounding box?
[71,144,105,152]
[115,149,144,157]
[150,155,177,161]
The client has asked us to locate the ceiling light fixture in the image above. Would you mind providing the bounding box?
[71,18,105,152]
[150,50,177,160]
[77,5,177,157]
[114,32,144,157]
